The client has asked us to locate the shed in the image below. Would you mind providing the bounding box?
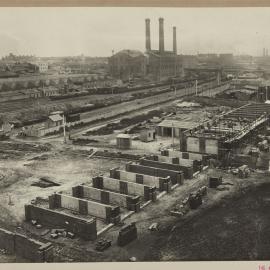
[140,129,156,142]
[157,119,200,138]
[46,112,63,128]
[116,134,132,150]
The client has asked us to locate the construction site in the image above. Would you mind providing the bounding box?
[1,12,270,264]
[1,74,270,262]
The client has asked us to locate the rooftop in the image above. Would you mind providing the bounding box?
[158,119,201,130]
[113,50,144,58]
[116,134,131,139]
[48,114,63,122]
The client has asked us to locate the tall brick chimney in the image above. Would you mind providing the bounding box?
[173,26,177,54]
[159,17,164,53]
[145,18,151,52]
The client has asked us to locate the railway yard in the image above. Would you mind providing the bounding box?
[1,75,270,263]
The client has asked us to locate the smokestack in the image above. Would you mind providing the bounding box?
[263,48,266,57]
[159,17,164,53]
[173,26,177,54]
[145,18,151,52]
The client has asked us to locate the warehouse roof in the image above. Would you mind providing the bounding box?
[116,134,131,139]
[113,50,144,58]
[157,119,200,130]
[48,114,62,122]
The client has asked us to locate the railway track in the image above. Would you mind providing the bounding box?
[0,85,169,115]
[67,82,229,137]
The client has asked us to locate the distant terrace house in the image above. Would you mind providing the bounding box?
[34,62,49,73]
[25,89,42,99]
[41,87,59,97]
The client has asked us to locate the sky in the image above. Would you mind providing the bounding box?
[0,7,270,57]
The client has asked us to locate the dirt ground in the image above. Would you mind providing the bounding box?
[0,139,125,230]
[19,166,268,263]
[1,93,269,262]
[1,135,270,262]
[65,169,270,262]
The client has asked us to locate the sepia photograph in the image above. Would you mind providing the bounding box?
[0,6,270,266]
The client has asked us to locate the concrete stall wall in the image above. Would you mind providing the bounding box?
[181,152,209,166]
[61,195,80,212]
[102,177,120,191]
[185,136,219,156]
[125,162,183,185]
[160,151,204,171]
[0,227,54,262]
[25,204,97,240]
[61,193,120,222]
[82,185,102,201]
[150,155,178,164]
[85,200,106,220]
[186,137,200,153]
[139,158,193,179]
[50,193,120,223]
[185,152,203,160]
[110,168,171,192]
[147,154,196,170]
[162,149,205,161]
[78,185,140,212]
[93,176,156,201]
[205,138,219,155]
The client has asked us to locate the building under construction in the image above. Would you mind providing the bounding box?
[179,103,270,162]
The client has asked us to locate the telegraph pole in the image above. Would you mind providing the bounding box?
[63,114,66,143]
[172,122,174,150]
[195,79,198,96]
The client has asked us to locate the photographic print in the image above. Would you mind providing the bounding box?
[0,6,270,265]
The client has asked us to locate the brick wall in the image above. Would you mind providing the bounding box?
[0,227,53,262]
[25,204,97,240]
[110,167,171,192]
[139,158,193,179]
[126,162,183,185]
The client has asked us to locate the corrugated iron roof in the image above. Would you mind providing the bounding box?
[116,134,131,139]
[48,114,63,122]
[114,50,144,58]
[157,119,200,130]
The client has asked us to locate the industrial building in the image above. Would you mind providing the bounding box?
[179,103,270,163]
[108,50,147,80]
[109,18,197,81]
[145,18,183,80]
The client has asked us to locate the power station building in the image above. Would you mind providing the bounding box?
[145,18,183,81]
[109,18,185,81]
[108,50,147,80]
